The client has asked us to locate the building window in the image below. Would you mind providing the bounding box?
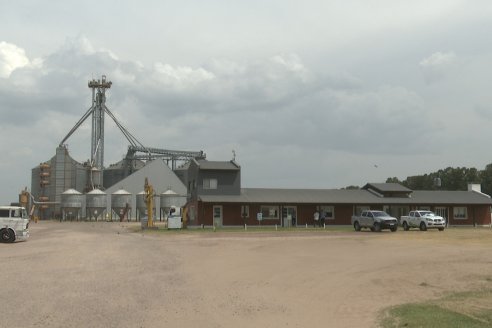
[260,205,279,220]
[319,205,334,220]
[213,206,222,219]
[453,207,467,220]
[203,178,218,189]
[241,205,249,218]
[10,209,21,217]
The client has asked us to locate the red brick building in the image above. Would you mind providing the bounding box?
[181,161,492,227]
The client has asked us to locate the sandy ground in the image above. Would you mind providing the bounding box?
[2,222,492,328]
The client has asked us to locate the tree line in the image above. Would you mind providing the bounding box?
[385,164,492,195]
[344,164,492,195]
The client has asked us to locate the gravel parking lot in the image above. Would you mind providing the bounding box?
[2,221,492,328]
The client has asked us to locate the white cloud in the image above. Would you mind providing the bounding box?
[2,0,492,203]
[419,51,458,83]
[0,41,30,78]
[420,52,457,68]
[152,62,215,89]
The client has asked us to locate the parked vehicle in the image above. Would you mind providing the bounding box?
[0,206,30,243]
[400,210,445,231]
[351,210,398,232]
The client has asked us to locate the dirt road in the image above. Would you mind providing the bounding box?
[2,222,492,327]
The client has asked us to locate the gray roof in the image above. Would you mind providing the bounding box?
[199,188,492,205]
[400,190,492,205]
[200,188,378,204]
[105,158,187,196]
[363,183,412,193]
[195,159,240,170]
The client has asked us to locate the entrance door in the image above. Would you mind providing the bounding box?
[435,207,448,226]
[282,206,297,227]
[213,205,223,227]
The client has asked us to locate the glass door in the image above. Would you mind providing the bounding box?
[213,205,223,227]
[282,206,297,227]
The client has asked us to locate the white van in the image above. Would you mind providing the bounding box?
[0,206,30,243]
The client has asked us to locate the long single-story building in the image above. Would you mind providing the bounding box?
[180,160,492,227]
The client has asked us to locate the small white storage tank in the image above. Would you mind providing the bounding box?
[86,189,107,221]
[61,189,84,221]
[111,189,132,221]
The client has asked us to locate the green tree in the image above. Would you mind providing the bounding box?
[479,164,492,195]
[386,165,486,192]
[385,177,401,184]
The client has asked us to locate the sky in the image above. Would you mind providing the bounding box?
[1,0,492,203]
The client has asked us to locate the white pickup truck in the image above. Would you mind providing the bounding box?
[0,206,30,243]
[351,210,398,232]
[400,210,445,231]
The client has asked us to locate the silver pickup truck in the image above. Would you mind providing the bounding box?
[351,210,398,232]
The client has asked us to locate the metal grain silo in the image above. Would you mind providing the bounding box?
[86,189,107,221]
[160,189,186,219]
[111,189,131,221]
[61,189,84,221]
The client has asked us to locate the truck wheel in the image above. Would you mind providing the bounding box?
[438,228,444,231]
[1,229,15,243]
[403,222,409,231]
[419,222,427,231]
[373,222,381,232]
[390,226,397,232]
[354,221,361,232]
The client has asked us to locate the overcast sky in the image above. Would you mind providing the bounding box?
[1,1,492,203]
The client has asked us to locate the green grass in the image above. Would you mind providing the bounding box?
[380,289,492,328]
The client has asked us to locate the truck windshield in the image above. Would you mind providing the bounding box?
[420,211,434,216]
[373,212,389,217]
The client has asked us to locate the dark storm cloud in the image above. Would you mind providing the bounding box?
[2,0,492,203]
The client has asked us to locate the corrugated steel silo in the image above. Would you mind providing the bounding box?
[86,189,107,221]
[61,189,84,221]
[160,189,186,219]
[160,189,187,208]
[111,189,131,221]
